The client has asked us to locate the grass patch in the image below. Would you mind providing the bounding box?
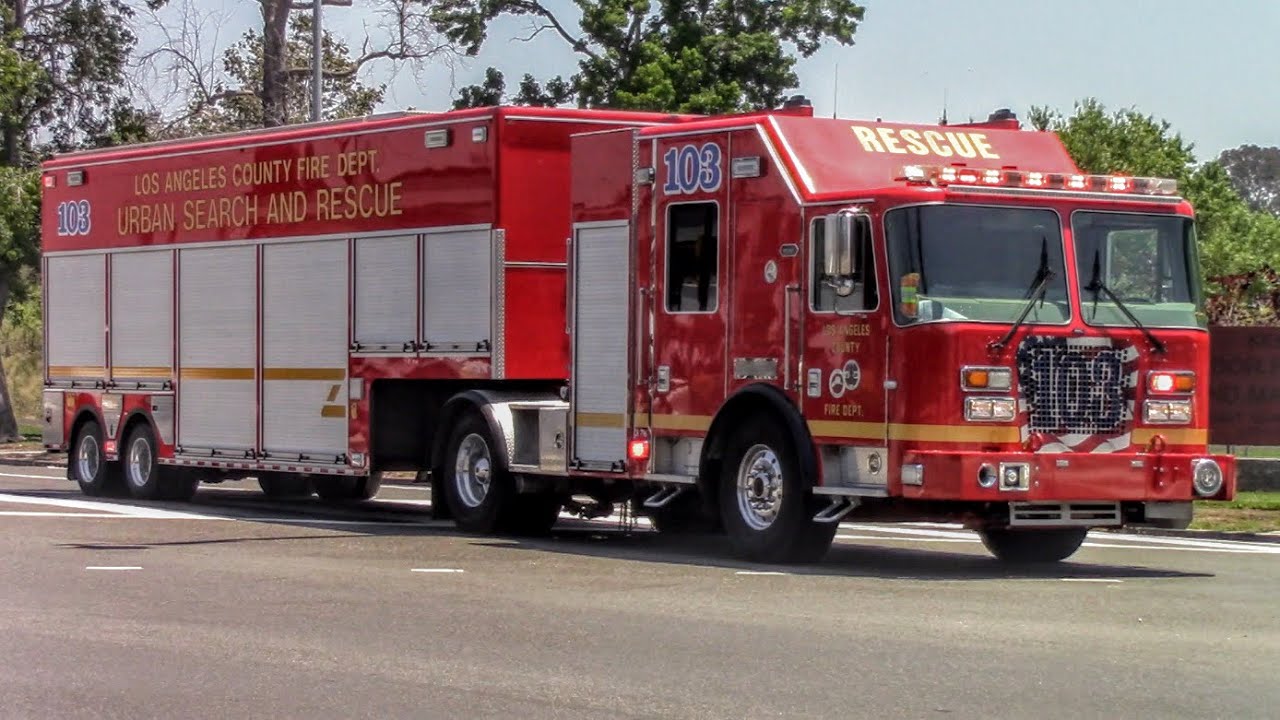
[1192,491,1280,533]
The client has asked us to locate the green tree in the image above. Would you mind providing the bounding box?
[1217,144,1280,217]
[0,167,39,440]
[176,13,386,135]
[1,0,147,164]
[440,0,865,113]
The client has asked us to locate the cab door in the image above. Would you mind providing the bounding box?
[649,135,730,434]
[801,208,891,492]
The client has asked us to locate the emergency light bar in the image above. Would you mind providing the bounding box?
[898,165,1179,196]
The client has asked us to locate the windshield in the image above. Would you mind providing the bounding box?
[886,205,1069,325]
[1073,212,1205,329]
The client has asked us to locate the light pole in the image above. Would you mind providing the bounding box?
[311,0,322,122]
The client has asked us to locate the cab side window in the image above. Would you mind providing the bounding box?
[666,202,719,312]
[811,216,878,312]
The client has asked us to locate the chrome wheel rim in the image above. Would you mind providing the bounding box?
[76,433,101,483]
[736,444,783,531]
[127,436,152,489]
[454,434,492,508]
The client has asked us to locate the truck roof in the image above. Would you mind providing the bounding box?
[635,112,1082,202]
[41,105,689,169]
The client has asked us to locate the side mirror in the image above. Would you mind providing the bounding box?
[824,208,866,297]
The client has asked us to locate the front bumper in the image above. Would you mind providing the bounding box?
[899,450,1236,503]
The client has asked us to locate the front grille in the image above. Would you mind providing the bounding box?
[1009,502,1122,527]
[1017,339,1130,436]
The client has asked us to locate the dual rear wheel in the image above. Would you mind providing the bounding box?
[70,419,198,501]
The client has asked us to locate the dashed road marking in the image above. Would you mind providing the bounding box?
[411,568,464,573]
[85,566,142,571]
[735,571,789,576]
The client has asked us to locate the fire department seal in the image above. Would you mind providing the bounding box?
[828,368,846,398]
[763,260,778,284]
[843,360,861,391]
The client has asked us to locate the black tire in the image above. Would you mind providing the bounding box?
[258,473,314,498]
[314,473,382,502]
[979,527,1088,564]
[68,419,123,497]
[442,411,514,534]
[121,423,199,501]
[718,415,836,564]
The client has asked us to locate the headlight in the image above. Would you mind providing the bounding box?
[1144,399,1192,424]
[1192,458,1223,497]
[965,397,1016,422]
[962,366,1013,391]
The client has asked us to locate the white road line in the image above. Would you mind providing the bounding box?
[1060,578,1123,583]
[837,534,976,543]
[0,511,124,518]
[842,524,977,540]
[410,568,464,573]
[1093,532,1277,550]
[85,566,141,571]
[0,492,209,519]
[735,570,789,576]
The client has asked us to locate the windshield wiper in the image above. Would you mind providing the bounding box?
[990,237,1054,352]
[1085,249,1167,355]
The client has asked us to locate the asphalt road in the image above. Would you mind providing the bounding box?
[1,461,1278,719]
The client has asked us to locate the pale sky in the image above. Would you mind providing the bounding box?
[172,0,1279,162]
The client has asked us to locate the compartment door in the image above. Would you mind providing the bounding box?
[571,221,631,469]
[177,245,257,453]
[261,240,349,460]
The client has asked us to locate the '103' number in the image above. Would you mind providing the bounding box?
[663,143,722,195]
[56,200,92,237]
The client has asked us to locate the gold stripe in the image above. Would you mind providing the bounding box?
[809,420,1020,444]
[180,367,255,380]
[647,414,714,432]
[325,384,341,402]
[263,367,347,381]
[320,404,346,419]
[112,366,172,379]
[575,412,626,429]
[808,420,885,441]
[889,423,1021,444]
[1132,428,1207,446]
[48,365,105,377]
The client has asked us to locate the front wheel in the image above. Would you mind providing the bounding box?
[718,415,836,564]
[979,527,1088,564]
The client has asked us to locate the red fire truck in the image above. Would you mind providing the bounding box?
[40,101,1234,564]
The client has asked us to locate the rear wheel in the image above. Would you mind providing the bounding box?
[718,415,836,563]
[443,413,509,533]
[979,527,1088,564]
[69,419,122,497]
[122,423,199,501]
[442,411,560,535]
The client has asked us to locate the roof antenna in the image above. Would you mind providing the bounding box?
[941,88,949,125]
[832,62,839,119]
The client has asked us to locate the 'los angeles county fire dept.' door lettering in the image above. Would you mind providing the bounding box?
[662,143,722,195]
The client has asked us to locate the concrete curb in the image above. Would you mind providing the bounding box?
[0,453,65,470]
